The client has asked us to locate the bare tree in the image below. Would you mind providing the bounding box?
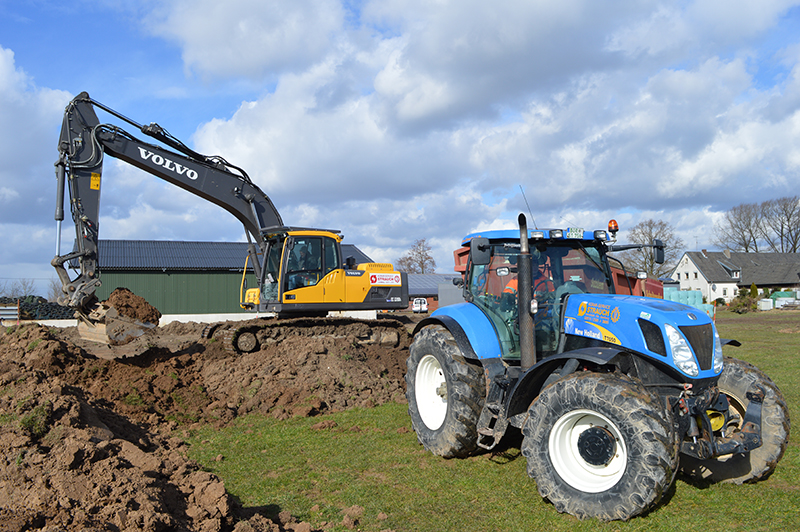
[713,202,762,252]
[714,197,800,253]
[760,196,800,253]
[0,279,39,299]
[47,277,64,303]
[615,219,684,278]
[396,238,437,274]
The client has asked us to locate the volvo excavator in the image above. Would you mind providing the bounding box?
[52,92,408,345]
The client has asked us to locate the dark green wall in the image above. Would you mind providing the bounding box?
[96,271,258,314]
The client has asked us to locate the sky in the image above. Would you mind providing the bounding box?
[2,0,800,296]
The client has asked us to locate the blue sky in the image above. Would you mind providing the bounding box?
[2,0,800,296]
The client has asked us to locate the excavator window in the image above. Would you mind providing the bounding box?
[286,237,324,290]
[261,241,283,302]
[323,238,340,276]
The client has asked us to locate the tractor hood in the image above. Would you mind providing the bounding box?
[562,294,723,380]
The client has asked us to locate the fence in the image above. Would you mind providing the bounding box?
[0,300,19,324]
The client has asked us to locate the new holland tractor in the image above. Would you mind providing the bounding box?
[405,215,790,521]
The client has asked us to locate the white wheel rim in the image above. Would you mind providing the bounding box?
[549,409,627,493]
[415,354,447,430]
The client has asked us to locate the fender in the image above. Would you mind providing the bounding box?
[504,347,629,419]
[412,302,502,360]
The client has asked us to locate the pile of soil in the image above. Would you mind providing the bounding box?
[107,287,162,325]
[0,311,416,531]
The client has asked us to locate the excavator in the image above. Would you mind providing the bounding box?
[52,92,408,344]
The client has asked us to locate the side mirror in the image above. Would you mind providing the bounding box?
[345,256,357,270]
[470,237,491,266]
[653,239,665,264]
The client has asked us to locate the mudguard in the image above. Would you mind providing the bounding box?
[413,302,502,360]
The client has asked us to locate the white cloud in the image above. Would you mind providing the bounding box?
[148,0,346,80]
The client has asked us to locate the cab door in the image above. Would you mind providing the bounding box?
[321,237,346,303]
[282,236,325,304]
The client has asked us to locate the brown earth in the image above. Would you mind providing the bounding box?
[106,287,162,326]
[0,310,422,532]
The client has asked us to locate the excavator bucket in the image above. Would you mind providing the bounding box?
[77,303,157,345]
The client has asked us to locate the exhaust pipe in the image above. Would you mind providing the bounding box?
[517,214,536,370]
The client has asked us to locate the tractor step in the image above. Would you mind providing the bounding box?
[476,378,511,450]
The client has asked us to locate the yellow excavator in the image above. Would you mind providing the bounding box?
[52,92,408,344]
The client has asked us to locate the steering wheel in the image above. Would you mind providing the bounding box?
[533,277,555,293]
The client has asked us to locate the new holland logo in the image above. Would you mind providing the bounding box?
[137,148,199,180]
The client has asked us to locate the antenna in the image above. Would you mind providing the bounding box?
[519,185,537,229]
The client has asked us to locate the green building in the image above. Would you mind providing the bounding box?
[94,240,372,315]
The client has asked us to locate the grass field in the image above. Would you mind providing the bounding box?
[188,310,799,531]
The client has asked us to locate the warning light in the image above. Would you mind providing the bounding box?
[608,219,619,237]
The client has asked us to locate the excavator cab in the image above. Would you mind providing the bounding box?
[240,229,407,315]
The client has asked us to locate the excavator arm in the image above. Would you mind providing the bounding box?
[52,92,283,340]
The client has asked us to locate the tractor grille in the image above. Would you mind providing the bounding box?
[638,319,667,357]
[679,324,714,370]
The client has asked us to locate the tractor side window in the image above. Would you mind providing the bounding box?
[468,246,520,359]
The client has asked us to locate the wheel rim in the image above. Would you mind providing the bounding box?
[415,354,447,430]
[549,409,627,493]
[719,386,746,431]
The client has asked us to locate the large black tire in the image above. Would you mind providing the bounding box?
[522,372,679,521]
[405,325,485,458]
[680,357,790,484]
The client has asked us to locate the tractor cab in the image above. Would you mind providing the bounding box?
[463,228,614,360]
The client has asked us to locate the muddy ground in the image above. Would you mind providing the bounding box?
[0,305,423,532]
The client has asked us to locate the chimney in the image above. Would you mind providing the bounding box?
[723,249,731,259]
[701,249,708,258]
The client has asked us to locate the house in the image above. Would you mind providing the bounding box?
[93,240,374,314]
[670,250,800,303]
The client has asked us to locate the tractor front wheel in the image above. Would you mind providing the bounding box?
[522,372,678,521]
[680,357,790,484]
[405,325,485,458]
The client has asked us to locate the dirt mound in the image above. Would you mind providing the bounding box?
[0,315,413,531]
[107,287,162,325]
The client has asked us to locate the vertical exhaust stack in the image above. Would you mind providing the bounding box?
[517,214,536,370]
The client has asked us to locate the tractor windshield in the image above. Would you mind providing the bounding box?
[467,241,612,360]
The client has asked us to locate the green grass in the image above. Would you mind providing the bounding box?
[188,311,800,531]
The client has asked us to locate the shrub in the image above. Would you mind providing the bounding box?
[729,296,757,314]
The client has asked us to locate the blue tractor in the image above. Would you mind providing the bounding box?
[405,215,790,521]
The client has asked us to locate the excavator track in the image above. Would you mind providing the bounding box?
[207,316,410,355]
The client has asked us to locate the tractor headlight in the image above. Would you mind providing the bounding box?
[712,327,724,374]
[665,324,698,377]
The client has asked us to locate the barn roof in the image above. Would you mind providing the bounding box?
[95,240,373,270]
[407,274,462,297]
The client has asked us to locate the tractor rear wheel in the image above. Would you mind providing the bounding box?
[522,372,678,521]
[680,357,790,484]
[405,325,485,458]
